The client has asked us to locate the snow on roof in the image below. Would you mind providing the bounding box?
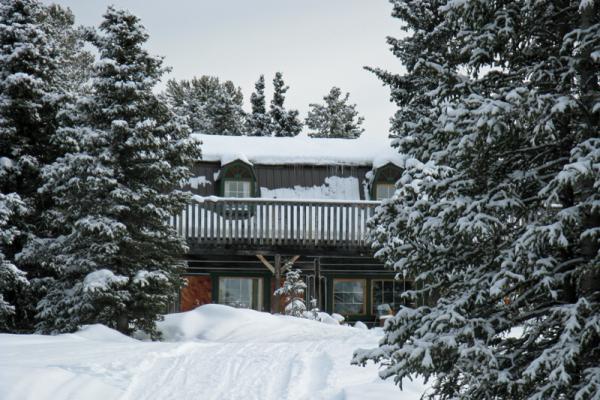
[192,133,403,167]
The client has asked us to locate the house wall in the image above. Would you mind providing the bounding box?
[184,162,371,200]
[180,275,212,312]
[182,255,405,326]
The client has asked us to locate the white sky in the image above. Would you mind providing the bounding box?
[43,1,405,141]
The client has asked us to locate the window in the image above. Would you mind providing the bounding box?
[372,279,413,315]
[375,183,396,200]
[224,180,251,198]
[218,277,263,310]
[333,279,366,315]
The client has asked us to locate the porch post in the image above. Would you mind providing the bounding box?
[314,257,322,310]
[273,254,282,313]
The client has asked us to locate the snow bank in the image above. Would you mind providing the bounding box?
[193,133,402,166]
[73,324,137,343]
[0,305,428,400]
[158,304,364,342]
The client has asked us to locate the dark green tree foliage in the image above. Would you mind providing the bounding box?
[0,0,82,332]
[0,193,29,330]
[306,87,364,139]
[269,72,302,137]
[43,4,94,96]
[25,7,201,338]
[164,75,245,135]
[353,1,600,399]
[246,75,271,136]
[0,0,60,220]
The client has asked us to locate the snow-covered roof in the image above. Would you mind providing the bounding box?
[192,133,403,167]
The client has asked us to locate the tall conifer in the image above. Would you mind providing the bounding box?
[28,7,201,337]
[269,72,302,137]
[0,0,84,331]
[354,1,600,399]
[306,87,364,139]
[246,75,271,136]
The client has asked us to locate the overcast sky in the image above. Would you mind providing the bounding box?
[42,1,404,140]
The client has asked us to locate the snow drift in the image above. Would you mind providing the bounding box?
[0,305,427,400]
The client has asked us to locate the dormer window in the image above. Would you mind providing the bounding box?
[369,162,402,200]
[217,159,259,198]
[224,180,251,198]
[375,183,396,200]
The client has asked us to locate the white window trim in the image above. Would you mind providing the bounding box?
[224,180,251,198]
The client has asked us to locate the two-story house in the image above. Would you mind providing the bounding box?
[173,133,411,325]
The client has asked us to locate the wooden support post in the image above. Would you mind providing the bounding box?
[256,254,275,274]
[274,254,282,313]
[314,257,321,310]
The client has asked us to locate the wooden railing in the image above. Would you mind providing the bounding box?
[172,197,380,249]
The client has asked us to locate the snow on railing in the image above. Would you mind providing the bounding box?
[172,197,380,248]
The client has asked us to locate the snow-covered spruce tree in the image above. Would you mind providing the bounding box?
[164,76,245,135]
[353,1,600,399]
[246,75,272,136]
[43,4,94,97]
[163,79,208,133]
[306,87,364,139]
[0,193,29,331]
[0,0,86,332]
[208,81,246,135]
[269,72,302,137]
[275,268,307,318]
[25,7,201,338]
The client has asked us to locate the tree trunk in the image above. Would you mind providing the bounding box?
[116,313,129,334]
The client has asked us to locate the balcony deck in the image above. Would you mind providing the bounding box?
[173,197,380,255]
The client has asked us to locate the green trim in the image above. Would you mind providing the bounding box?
[217,160,260,197]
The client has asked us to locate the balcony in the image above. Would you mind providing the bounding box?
[173,197,380,254]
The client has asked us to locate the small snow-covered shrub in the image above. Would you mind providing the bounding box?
[274,268,306,317]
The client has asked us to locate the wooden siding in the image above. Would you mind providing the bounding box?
[184,162,371,200]
[180,275,212,312]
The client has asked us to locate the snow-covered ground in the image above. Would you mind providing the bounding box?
[0,305,426,400]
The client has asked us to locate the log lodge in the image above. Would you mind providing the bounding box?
[173,133,411,325]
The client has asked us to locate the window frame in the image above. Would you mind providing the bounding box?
[332,278,367,316]
[371,279,413,315]
[217,276,264,311]
[223,179,252,198]
[375,183,396,200]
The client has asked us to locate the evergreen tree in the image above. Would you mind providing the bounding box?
[43,4,94,96]
[269,72,302,137]
[353,1,600,399]
[25,7,201,338]
[275,268,307,318]
[164,76,245,135]
[246,75,271,136]
[306,87,364,139]
[0,193,29,330]
[0,0,86,332]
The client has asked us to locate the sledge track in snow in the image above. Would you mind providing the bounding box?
[121,341,340,400]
